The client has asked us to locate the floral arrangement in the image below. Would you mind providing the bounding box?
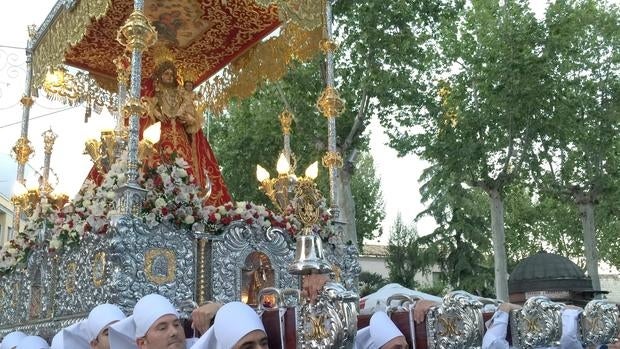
[0,154,335,275]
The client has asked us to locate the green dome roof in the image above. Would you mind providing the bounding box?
[508,250,593,293]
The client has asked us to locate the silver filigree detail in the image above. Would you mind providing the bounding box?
[211,222,297,303]
[108,218,195,313]
[579,299,620,346]
[426,291,484,349]
[296,281,358,349]
[510,296,563,349]
[324,242,361,294]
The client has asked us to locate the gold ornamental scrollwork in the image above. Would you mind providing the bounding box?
[20,96,34,107]
[279,109,294,135]
[116,10,158,52]
[66,262,77,294]
[12,137,34,165]
[144,249,176,285]
[255,0,323,30]
[31,0,111,87]
[322,151,343,169]
[11,283,20,307]
[319,39,338,54]
[114,55,131,85]
[42,128,58,154]
[92,251,107,288]
[317,86,345,118]
[199,23,322,115]
[123,97,146,118]
[308,314,329,339]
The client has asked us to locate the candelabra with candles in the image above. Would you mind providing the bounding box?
[83,122,161,174]
[257,156,331,274]
[10,129,68,234]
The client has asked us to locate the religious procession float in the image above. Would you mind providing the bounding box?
[0,0,619,348]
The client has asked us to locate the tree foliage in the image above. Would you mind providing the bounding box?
[350,152,385,247]
[386,214,429,289]
[358,271,388,297]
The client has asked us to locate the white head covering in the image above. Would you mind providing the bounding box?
[87,304,126,341]
[355,311,404,349]
[109,294,179,349]
[62,322,89,349]
[15,336,49,349]
[1,331,27,349]
[50,331,63,349]
[370,311,405,347]
[354,327,372,349]
[190,301,265,349]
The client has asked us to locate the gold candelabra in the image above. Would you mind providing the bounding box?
[11,183,68,217]
[11,129,68,221]
[83,121,160,174]
[256,154,318,214]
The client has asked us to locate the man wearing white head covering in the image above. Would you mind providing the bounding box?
[1,331,27,349]
[109,294,186,349]
[74,303,126,349]
[15,336,49,349]
[191,301,267,349]
[355,311,408,349]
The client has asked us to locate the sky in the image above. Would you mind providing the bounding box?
[0,0,552,245]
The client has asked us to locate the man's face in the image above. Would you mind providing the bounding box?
[381,336,408,349]
[232,330,268,349]
[136,314,186,349]
[90,324,115,349]
[161,69,176,86]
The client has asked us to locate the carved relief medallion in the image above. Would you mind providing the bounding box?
[145,248,176,285]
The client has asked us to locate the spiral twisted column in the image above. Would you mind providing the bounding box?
[114,0,157,216]
[316,0,345,219]
[11,36,36,234]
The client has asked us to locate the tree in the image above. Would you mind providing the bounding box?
[376,0,547,300]
[416,174,496,296]
[358,271,388,297]
[532,0,620,289]
[386,214,428,289]
[350,152,385,248]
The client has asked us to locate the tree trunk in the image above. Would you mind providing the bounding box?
[576,192,601,293]
[337,167,358,245]
[487,188,509,301]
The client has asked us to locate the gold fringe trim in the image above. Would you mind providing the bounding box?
[32,0,112,87]
[199,23,323,115]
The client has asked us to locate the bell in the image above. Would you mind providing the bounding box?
[288,233,332,275]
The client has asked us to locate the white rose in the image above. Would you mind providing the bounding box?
[174,168,188,178]
[161,173,171,184]
[214,213,221,220]
[49,238,62,250]
[116,173,126,184]
[7,248,18,255]
[184,215,195,225]
[155,198,167,208]
[106,191,116,200]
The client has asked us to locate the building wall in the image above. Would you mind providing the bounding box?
[359,255,441,287]
[0,194,14,246]
[601,274,620,303]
